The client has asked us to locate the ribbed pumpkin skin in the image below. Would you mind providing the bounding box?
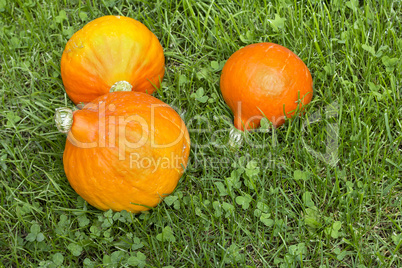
[63,92,190,213]
[61,15,165,104]
[220,43,313,130]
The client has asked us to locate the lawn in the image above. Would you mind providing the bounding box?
[0,0,401,267]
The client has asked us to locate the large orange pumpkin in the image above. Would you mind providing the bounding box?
[61,15,165,104]
[220,42,313,130]
[55,92,190,213]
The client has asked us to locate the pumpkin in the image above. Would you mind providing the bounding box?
[220,42,313,130]
[55,91,190,213]
[61,15,165,105]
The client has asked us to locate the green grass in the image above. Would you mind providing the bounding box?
[1,0,401,267]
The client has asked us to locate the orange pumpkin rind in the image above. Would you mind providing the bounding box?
[61,15,165,105]
[220,42,313,131]
[55,92,190,213]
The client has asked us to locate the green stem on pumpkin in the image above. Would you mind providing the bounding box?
[228,126,244,149]
[109,80,132,92]
[55,107,73,134]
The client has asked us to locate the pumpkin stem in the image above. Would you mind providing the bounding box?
[228,127,244,149]
[109,80,132,92]
[55,107,73,134]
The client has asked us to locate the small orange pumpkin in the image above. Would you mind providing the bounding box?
[61,15,165,104]
[55,92,190,213]
[220,42,313,130]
